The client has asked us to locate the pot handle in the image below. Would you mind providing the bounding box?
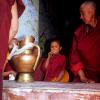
[32,44,40,71]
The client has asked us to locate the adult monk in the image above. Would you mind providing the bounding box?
[0,0,25,98]
[70,1,100,83]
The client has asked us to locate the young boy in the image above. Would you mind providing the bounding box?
[34,38,69,83]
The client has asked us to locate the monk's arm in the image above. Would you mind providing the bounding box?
[9,0,18,43]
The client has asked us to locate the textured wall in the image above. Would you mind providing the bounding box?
[16,0,39,44]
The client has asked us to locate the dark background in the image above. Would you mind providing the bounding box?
[41,0,100,81]
[41,0,100,56]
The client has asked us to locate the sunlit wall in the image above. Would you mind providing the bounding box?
[15,0,39,44]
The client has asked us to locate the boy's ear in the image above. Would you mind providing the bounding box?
[60,47,62,50]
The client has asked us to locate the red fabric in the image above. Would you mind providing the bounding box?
[16,0,25,17]
[0,0,25,72]
[34,54,67,81]
[0,1,24,98]
[0,1,11,72]
[70,17,100,82]
[33,58,45,81]
[5,62,13,72]
[40,54,67,81]
[8,0,25,17]
[4,62,13,80]
[71,63,83,75]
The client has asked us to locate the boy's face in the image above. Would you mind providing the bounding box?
[50,41,62,54]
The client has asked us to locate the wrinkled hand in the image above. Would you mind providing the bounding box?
[78,69,95,83]
[80,76,95,83]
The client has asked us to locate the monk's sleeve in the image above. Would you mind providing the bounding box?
[16,0,25,17]
[9,0,25,17]
[70,36,84,75]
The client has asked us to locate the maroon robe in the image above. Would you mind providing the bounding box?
[0,0,25,72]
[70,17,100,82]
[0,0,25,98]
[4,62,14,80]
[34,54,67,81]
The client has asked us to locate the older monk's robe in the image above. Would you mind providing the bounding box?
[70,17,100,82]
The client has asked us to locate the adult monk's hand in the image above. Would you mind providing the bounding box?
[80,76,95,83]
[78,69,95,83]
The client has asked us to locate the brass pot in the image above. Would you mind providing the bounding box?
[11,36,40,83]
